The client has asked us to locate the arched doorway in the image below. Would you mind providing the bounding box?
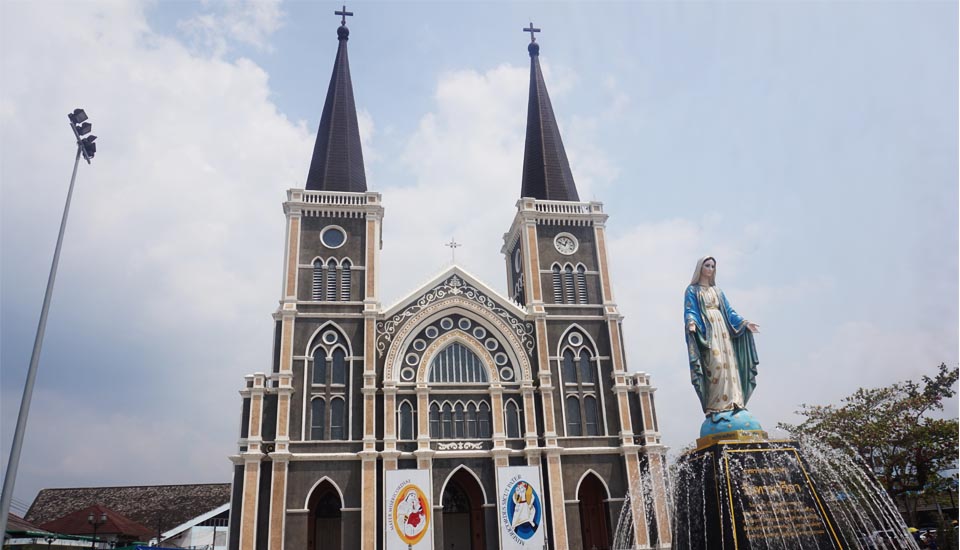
[307,481,342,550]
[578,473,611,550]
[441,469,485,550]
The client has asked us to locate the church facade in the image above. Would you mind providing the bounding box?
[228,16,671,550]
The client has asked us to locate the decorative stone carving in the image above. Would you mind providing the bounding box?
[436,441,485,451]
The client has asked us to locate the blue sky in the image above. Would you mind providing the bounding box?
[1,0,956,507]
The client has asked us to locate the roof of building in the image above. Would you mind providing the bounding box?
[25,483,231,535]
[520,35,580,202]
[6,512,48,533]
[38,505,152,539]
[305,19,367,192]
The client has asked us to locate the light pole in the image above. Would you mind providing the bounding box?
[88,512,107,550]
[0,109,98,537]
[45,533,57,550]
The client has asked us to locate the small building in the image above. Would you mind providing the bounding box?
[38,505,151,547]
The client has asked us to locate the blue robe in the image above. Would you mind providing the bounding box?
[684,284,759,412]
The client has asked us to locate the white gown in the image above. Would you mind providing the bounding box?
[700,286,744,413]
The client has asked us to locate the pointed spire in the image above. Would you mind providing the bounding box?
[305,7,367,192]
[519,23,580,202]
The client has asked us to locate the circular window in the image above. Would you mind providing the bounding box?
[484,338,499,351]
[499,367,514,381]
[494,352,509,366]
[400,367,416,382]
[425,326,439,339]
[412,339,426,352]
[567,332,583,347]
[472,326,487,340]
[457,318,472,330]
[440,317,454,331]
[405,353,419,366]
[322,330,339,345]
[320,226,347,249]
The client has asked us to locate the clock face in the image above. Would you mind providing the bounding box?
[513,248,522,271]
[554,233,578,255]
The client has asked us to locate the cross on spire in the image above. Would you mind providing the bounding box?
[335,5,353,26]
[523,21,541,43]
[445,238,461,262]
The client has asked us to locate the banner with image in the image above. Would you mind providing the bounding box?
[385,469,433,550]
[497,465,546,550]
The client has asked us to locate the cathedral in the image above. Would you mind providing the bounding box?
[228,13,671,550]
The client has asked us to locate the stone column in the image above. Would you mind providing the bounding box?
[239,373,266,550]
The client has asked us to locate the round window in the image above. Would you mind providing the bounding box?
[405,353,420,366]
[322,330,339,345]
[425,326,439,339]
[567,332,584,347]
[485,338,499,351]
[321,226,347,249]
[412,339,427,352]
[472,326,487,340]
[400,367,416,382]
[458,318,472,330]
[499,367,514,381]
[440,318,454,330]
[494,352,509,366]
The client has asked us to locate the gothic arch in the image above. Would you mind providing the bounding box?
[417,330,498,384]
[556,323,601,357]
[383,298,531,383]
[304,320,352,356]
[438,465,489,505]
[303,476,345,509]
[574,469,611,501]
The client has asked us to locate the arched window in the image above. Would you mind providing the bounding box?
[579,350,594,384]
[331,349,346,386]
[441,402,453,438]
[340,259,351,301]
[563,265,575,304]
[566,396,582,436]
[562,350,577,385]
[584,396,599,436]
[454,403,465,438]
[325,259,338,301]
[330,398,345,440]
[576,264,588,304]
[429,403,440,438]
[478,402,491,438]
[428,343,488,384]
[505,399,522,439]
[313,348,328,385]
[398,400,414,440]
[311,399,326,440]
[465,402,477,438]
[312,260,324,301]
[552,264,563,303]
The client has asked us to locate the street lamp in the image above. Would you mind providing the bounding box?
[0,109,100,537]
[88,512,107,550]
[45,534,57,550]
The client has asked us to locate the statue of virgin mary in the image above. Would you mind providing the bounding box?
[684,256,760,416]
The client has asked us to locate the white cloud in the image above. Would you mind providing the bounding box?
[178,0,284,56]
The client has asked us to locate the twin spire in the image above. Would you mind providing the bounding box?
[306,12,580,202]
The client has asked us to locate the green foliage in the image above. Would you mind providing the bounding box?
[779,363,959,521]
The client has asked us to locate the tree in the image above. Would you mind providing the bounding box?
[779,363,959,525]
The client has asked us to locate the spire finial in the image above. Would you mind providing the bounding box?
[335,5,353,39]
[445,238,461,263]
[523,21,541,56]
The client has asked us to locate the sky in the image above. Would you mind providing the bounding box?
[1,0,957,508]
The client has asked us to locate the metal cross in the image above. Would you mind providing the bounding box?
[523,21,541,42]
[335,5,353,26]
[445,238,461,262]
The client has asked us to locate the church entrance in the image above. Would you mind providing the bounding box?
[307,482,341,550]
[578,473,611,550]
[441,469,485,550]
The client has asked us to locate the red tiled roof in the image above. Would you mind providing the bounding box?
[39,504,152,538]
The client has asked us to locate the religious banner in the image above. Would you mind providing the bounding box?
[497,465,545,549]
[385,469,433,550]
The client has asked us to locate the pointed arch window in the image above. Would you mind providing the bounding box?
[465,402,478,438]
[340,259,351,301]
[325,259,338,301]
[563,265,576,304]
[429,403,441,438]
[313,348,328,385]
[428,343,488,384]
[398,400,415,440]
[562,350,577,384]
[478,402,492,438]
[584,396,599,436]
[454,403,465,438]
[566,396,582,436]
[311,399,326,440]
[441,403,454,438]
[331,349,346,386]
[552,264,563,303]
[579,350,594,384]
[505,399,523,439]
[330,398,345,440]
[312,260,324,301]
[576,265,588,304]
